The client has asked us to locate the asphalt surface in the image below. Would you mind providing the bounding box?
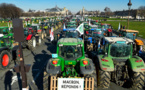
[0,29,145,90]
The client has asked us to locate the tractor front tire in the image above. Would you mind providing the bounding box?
[0,50,12,69]
[131,72,145,90]
[84,63,97,90]
[37,37,42,46]
[28,37,36,50]
[43,71,50,90]
[97,69,111,89]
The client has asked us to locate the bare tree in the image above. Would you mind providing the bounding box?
[0,3,23,19]
[104,7,114,17]
[138,6,145,17]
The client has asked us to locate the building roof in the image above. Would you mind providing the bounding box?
[46,5,63,12]
[104,37,133,43]
[58,38,83,43]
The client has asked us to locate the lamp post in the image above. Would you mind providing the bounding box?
[127,0,132,29]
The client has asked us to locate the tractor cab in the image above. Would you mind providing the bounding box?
[0,32,14,48]
[120,29,144,55]
[84,28,105,52]
[30,24,42,34]
[120,29,138,40]
[58,38,83,61]
[103,37,134,59]
[0,27,9,37]
[101,23,113,36]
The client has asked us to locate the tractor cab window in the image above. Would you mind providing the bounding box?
[31,26,37,30]
[65,31,79,38]
[59,45,82,60]
[92,30,104,37]
[0,28,8,34]
[110,43,131,57]
[126,32,137,40]
[102,25,109,29]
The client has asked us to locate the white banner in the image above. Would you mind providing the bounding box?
[58,78,84,90]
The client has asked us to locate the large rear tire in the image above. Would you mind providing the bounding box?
[97,69,111,89]
[43,71,50,90]
[28,37,36,50]
[84,63,97,90]
[131,72,145,90]
[0,50,12,69]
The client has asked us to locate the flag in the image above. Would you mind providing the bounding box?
[89,20,91,26]
[25,21,27,26]
[63,23,66,29]
[81,17,84,21]
[76,23,84,35]
[50,27,54,41]
[8,22,9,27]
[118,23,120,30]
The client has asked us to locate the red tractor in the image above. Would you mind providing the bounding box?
[22,24,44,50]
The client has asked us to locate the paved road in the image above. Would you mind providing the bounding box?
[0,29,144,90]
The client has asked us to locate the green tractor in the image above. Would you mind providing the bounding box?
[43,38,97,90]
[92,37,145,89]
[0,32,19,69]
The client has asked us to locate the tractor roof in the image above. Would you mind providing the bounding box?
[31,24,39,26]
[58,38,83,44]
[104,37,133,43]
[120,29,139,33]
[101,23,110,25]
[0,26,9,29]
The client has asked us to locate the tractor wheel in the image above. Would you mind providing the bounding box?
[28,37,36,50]
[84,63,97,90]
[43,71,50,90]
[131,72,145,90]
[46,29,49,36]
[97,69,111,88]
[41,33,44,40]
[0,50,12,69]
[43,30,47,38]
[37,37,42,46]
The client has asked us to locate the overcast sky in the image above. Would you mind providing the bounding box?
[0,0,145,13]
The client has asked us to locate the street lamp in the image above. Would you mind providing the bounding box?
[127,0,132,29]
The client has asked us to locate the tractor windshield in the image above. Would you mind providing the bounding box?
[92,30,104,37]
[126,32,137,40]
[0,28,8,34]
[59,45,82,60]
[65,31,79,38]
[110,43,131,57]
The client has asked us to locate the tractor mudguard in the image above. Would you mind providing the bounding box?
[135,39,144,45]
[0,47,9,52]
[108,29,112,32]
[26,34,33,40]
[128,56,145,72]
[80,59,94,74]
[46,59,61,75]
[97,55,114,71]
